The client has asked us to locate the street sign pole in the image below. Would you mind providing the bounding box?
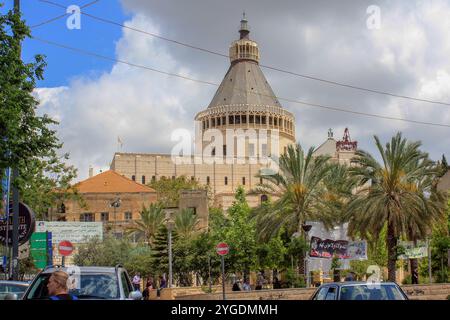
[221,255,225,301]
[58,240,74,267]
[428,238,432,284]
[11,0,21,282]
[216,242,229,300]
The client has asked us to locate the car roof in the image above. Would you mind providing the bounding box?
[0,280,29,286]
[39,266,122,274]
[320,281,399,287]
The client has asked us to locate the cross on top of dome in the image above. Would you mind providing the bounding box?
[239,12,250,39]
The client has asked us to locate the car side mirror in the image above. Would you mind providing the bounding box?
[4,293,18,300]
[129,290,142,300]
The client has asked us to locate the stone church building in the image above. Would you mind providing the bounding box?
[110,17,357,210]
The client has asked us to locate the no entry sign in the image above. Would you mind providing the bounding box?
[58,240,74,256]
[216,242,229,256]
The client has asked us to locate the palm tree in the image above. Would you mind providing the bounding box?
[174,208,199,239]
[253,143,335,279]
[346,133,446,282]
[321,163,357,226]
[254,143,334,239]
[126,203,165,246]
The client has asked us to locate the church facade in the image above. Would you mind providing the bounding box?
[110,17,357,209]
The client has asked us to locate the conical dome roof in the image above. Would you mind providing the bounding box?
[207,16,282,109]
[208,61,282,108]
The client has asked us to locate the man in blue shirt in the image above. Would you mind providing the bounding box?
[47,270,78,300]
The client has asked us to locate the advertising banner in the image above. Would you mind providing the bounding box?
[309,237,368,260]
[1,168,10,220]
[35,221,103,243]
[347,241,368,260]
[398,241,428,259]
[310,236,349,259]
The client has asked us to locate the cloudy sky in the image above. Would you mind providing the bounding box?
[16,0,450,180]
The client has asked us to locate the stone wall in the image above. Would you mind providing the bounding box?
[151,283,450,300]
[64,192,157,223]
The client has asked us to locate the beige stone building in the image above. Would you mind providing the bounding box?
[60,170,157,234]
[59,170,210,234]
[110,17,357,210]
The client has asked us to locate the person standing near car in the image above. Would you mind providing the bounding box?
[47,270,78,300]
[142,279,154,300]
[132,273,141,291]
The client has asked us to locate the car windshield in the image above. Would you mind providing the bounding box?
[339,284,406,300]
[0,283,28,299]
[26,273,119,300]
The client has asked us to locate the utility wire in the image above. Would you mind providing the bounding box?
[31,36,450,129]
[37,0,450,107]
[30,0,100,29]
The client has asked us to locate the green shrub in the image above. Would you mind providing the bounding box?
[284,268,305,288]
[401,274,412,285]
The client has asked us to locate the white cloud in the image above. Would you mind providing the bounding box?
[35,0,450,182]
[35,14,212,181]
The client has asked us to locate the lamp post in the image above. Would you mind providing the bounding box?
[165,210,176,289]
[110,197,121,236]
[302,224,312,287]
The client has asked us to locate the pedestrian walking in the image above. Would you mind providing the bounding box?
[142,279,154,300]
[255,271,266,290]
[272,277,281,289]
[242,279,251,291]
[232,280,241,291]
[159,276,167,289]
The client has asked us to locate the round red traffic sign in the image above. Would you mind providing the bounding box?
[216,242,229,256]
[58,240,74,256]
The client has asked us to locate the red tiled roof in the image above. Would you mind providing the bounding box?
[73,170,155,194]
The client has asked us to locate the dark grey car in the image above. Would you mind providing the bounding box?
[0,281,29,300]
[21,265,142,300]
[311,281,409,300]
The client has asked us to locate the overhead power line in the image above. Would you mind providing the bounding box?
[37,0,450,107]
[31,0,100,29]
[31,36,450,129]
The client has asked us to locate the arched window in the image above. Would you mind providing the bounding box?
[207,176,210,185]
[224,177,228,185]
[261,195,268,203]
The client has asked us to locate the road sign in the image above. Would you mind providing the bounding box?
[216,242,228,300]
[1,167,10,221]
[30,232,52,269]
[216,242,229,256]
[58,240,73,256]
[0,202,35,246]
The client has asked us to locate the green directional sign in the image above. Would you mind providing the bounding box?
[30,232,52,269]
[31,232,47,241]
[31,249,47,259]
[34,260,47,269]
[30,241,47,249]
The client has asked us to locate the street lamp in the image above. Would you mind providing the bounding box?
[110,197,121,236]
[302,224,312,287]
[165,209,176,289]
